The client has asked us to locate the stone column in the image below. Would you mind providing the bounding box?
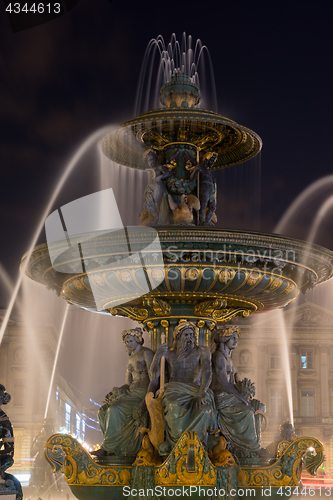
[320,347,330,417]
[290,345,298,413]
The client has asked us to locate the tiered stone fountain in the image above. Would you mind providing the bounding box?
[23,73,332,499]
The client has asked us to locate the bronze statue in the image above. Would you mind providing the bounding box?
[211,327,264,456]
[93,328,154,457]
[149,321,214,454]
[189,153,218,225]
[140,151,179,226]
[0,384,22,500]
[266,421,296,458]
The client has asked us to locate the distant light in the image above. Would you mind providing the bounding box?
[15,473,31,486]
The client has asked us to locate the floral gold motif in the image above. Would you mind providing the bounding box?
[284,282,295,295]
[270,278,283,290]
[119,271,132,283]
[73,278,86,291]
[90,273,105,287]
[151,268,165,282]
[186,268,199,281]
[219,269,233,282]
[247,272,261,286]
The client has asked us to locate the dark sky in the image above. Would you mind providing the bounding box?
[1,1,333,283]
[1,1,333,440]
[1,1,333,279]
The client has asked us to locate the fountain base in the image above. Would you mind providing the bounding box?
[45,432,324,500]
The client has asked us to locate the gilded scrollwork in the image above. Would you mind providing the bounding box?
[155,431,216,486]
[143,298,171,316]
[44,433,324,491]
[109,306,149,322]
[45,434,131,487]
[242,437,324,487]
[213,308,251,322]
[194,299,226,317]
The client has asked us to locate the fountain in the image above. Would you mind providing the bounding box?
[20,40,332,500]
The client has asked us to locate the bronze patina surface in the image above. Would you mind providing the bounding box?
[100,74,262,171]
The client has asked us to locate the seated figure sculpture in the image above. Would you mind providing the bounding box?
[211,327,263,457]
[149,321,215,454]
[93,328,154,457]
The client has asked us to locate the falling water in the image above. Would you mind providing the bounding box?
[306,194,333,244]
[0,125,112,346]
[44,304,69,419]
[134,33,218,115]
[272,175,333,428]
[0,263,14,297]
[99,149,147,226]
[274,174,333,235]
[277,310,294,425]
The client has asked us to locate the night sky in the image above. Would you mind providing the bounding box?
[1,1,333,438]
[1,1,333,278]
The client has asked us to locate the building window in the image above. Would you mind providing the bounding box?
[65,403,71,432]
[301,389,315,417]
[270,349,281,369]
[82,420,86,441]
[270,388,283,417]
[76,414,81,437]
[301,350,313,369]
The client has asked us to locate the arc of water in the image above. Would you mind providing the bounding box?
[0,263,14,297]
[0,126,113,346]
[274,175,333,234]
[306,194,333,244]
[134,33,218,115]
[275,181,333,365]
[44,304,69,419]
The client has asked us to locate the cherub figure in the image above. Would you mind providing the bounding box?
[167,193,200,225]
